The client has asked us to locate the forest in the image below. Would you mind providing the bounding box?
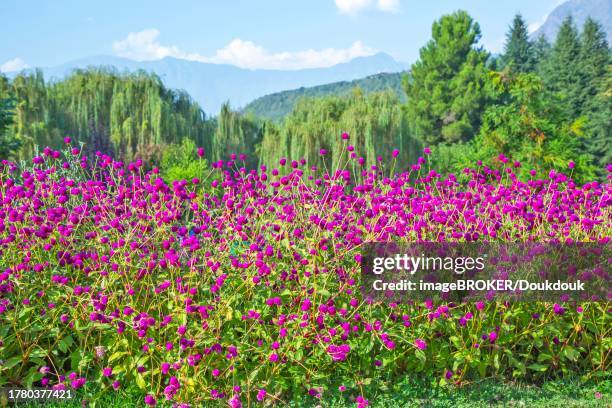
[0,12,610,182]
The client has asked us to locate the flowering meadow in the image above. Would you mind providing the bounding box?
[0,136,610,407]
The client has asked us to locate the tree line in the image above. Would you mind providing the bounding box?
[0,11,609,182]
[406,12,610,180]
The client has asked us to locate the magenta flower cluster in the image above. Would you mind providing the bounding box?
[0,138,610,406]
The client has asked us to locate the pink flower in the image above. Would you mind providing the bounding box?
[326,344,350,361]
[415,339,427,350]
[256,389,267,401]
[356,395,369,407]
[144,394,157,406]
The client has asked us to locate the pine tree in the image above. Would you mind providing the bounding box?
[532,35,551,75]
[587,67,611,173]
[578,18,611,171]
[541,16,582,118]
[502,14,534,73]
[578,18,609,114]
[404,10,490,145]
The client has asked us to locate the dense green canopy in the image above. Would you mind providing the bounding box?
[0,69,212,162]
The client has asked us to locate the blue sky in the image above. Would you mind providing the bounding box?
[1,0,565,72]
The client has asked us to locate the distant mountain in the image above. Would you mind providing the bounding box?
[13,53,408,116]
[243,72,407,121]
[531,0,612,43]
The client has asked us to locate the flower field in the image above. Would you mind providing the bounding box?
[0,138,610,407]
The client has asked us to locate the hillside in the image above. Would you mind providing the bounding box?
[243,72,407,121]
[532,0,612,43]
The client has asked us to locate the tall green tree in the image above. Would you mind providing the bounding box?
[404,11,490,145]
[213,103,261,167]
[532,35,551,75]
[577,18,610,171]
[502,14,534,73]
[576,18,609,113]
[541,16,582,117]
[585,65,612,173]
[0,97,20,159]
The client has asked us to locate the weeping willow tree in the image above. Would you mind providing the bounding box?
[258,88,420,173]
[213,103,262,167]
[0,68,213,163]
[0,71,53,159]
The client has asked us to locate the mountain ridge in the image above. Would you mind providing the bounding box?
[531,0,611,43]
[243,72,407,121]
[9,53,409,115]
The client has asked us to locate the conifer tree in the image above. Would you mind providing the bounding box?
[532,35,552,75]
[502,14,534,73]
[579,18,611,171]
[404,11,490,145]
[541,16,582,117]
[578,18,610,113]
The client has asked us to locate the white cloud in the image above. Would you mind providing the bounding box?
[334,0,399,14]
[208,39,375,69]
[113,29,184,60]
[112,29,377,70]
[0,57,29,73]
[377,0,400,13]
[335,0,371,14]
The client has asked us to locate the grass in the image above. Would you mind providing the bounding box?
[5,376,609,407]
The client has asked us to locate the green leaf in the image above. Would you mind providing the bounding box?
[2,356,22,370]
[136,374,146,390]
[563,346,579,361]
[415,349,426,364]
[527,363,548,372]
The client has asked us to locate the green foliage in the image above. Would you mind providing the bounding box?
[577,18,609,110]
[532,35,552,76]
[541,17,583,118]
[501,14,535,73]
[426,142,473,176]
[472,71,595,181]
[258,88,420,173]
[160,138,213,186]
[404,10,490,145]
[0,95,20,159]
[14,377,611,408]
[587,65,612,173]
[244,73,406,121]
[213,103,261,167]
[0,69,213,163]
[578,19,611,171]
